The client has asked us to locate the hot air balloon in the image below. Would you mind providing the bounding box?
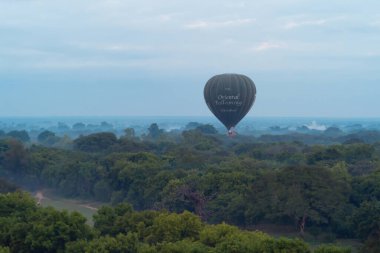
[204,73,256,136]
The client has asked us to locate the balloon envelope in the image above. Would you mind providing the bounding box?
[204,73,256,131]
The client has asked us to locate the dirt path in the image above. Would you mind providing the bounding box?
[80,204,98,211]
[35,191,47,205]
[34,189,99,211]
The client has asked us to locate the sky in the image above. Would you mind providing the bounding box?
[1,0,380,118]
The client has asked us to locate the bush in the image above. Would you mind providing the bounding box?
[149,211,203,243]
[314,244,351,253]
[0,246,10,253]
[262,237,311,253]
[157,240,210,253]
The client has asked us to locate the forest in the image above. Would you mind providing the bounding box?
[0,123,380,252]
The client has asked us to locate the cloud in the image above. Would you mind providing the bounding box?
[284,19,327,29]
[283,16,346,30]
[157,14,173,22]
[69,42,151,52]
[224,2,247,8]
[185,18,255,29]
[102,44,149,52]
[0,48,58,56]
[370,20,380,27]
[31,59,152,69]
[253,42,284,52]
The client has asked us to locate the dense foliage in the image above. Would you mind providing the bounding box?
[0,126,380,252]
[0,179,17,194]
[0,192,351,253]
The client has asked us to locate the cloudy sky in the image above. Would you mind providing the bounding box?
[1,0,379,117]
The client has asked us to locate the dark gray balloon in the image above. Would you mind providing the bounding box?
[204,73,256,132]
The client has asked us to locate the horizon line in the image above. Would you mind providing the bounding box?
[0,115,380,119]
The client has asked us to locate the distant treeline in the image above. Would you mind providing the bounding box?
[0,124,380,252]
[2,121,380,145]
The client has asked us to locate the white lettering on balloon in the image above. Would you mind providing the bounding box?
[215,94,243,106]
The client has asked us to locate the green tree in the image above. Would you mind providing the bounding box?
[6,131,30,143]
[0,179,18,194]
[74,132,117,152]
[93,180,112,202]
[124,128,136,139]
[147,123,164,139]
[352,201,380,252]
[0,192,92,253]
[351,170,380,205]
[83,233,139,253]
[93,203,134,236]
[149,211,203,243]
[0,247,10,253]
[37,130,60,146]
[247,166,350,234]
[314,245,351,253]
[73,122,86,130]
[199,223,239,247]
[1,140,29,176]
[195,124,218,134]
[157,240,210,253]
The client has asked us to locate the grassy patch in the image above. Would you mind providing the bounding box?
[35,190,102,225]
